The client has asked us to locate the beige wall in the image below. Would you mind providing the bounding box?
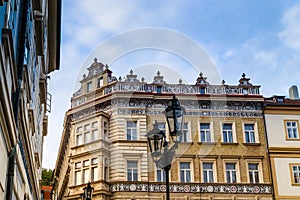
[265,114,300,147]
[273,157,300,196]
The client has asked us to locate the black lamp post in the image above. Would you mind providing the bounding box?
[82,182,94,200]
[147,95,185,200]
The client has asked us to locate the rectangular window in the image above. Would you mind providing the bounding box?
[84,124,90,131]
[127,161,138,181]
[156,86,162,93]
[104,158,109,181]
[97,77,103,88]
[203,162,214,183]
[126,121,137,140]
[83,160,89,167]
[248,163,260,183]
[290,164,300,185]
[244,124,256,143]
[91,121,98,128]
[285,120,299,140]
[76,126,83,133]
[87,81,92,92]
[103,121,108,140]
[92,158,98,165]
[200,123,211,142]
[84,132,90,143]
[179,122,189,142]
[83,169,89,183]
[222,123,233,143]
[91,167,98,182]
[76,134,83,145]
[226,163,237,183]
[180,162,191,182]
[156,169,166,182]
[75,171,81,185]
[200,88,205,94]
[75,162,81,169]
[91,129,98,141]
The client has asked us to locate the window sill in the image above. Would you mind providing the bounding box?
[179,142,193,145]
[197,142,217,145]
[243,142,261,146]
[286,138,300,141]
[221,142,239,145]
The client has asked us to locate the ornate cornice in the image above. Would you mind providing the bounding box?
[110,182,272,194]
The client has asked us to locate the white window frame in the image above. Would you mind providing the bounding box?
[103,120,108,140]
[74,170,81,185]
[200,159,217,183]
[245,160,263,183]
[103,157,109,181]
[179,122,190,142]
[76,126,83,146]
[178,159,194,183]
[223,159,240,183]
[243,122,259,144]
[76,121,99,146]
[83,168,90,184]
[126,120,138,140]
[91,158,98,182]
[97,76,103,88]
[156,167,166,182]
[221,122,236,143]
[126,160,139,181]
[87,81,92,92]
[199,122,214,142]
[285,120,300,140]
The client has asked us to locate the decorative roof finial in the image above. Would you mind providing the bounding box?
[94,57,98,63]
[157,71,160,76]
[222,80,225,85]
[200,72,203,77]
[118,76,122,81]
[105,64,109,69]
[179,79,183,84]
[242,73,246,78]
[130,69,133,75]
[141,77,145,82]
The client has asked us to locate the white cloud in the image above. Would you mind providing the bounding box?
[279,3,300,53]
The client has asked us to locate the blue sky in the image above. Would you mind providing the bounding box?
[44,0,300,169]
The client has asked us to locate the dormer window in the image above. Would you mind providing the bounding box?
[277,98,284,103]
[87,81,92,92]
[272,95,285,103]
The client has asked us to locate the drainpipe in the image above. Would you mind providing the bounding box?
[5,0,29,199]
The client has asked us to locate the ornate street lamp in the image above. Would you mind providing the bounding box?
[146,121,165,163]
[83,182,94,200]
[147,95,185,200]
[165,95,186,142]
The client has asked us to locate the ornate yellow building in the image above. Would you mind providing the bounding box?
[264,95,300,199]
[52,59,273,199]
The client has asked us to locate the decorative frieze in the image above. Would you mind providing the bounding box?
[104,83,260,95]
[110,182,272,194]
[72,99,263,121]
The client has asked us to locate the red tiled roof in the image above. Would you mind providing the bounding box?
[42,186,52,200]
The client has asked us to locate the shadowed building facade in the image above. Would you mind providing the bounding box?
[52,59,273,199]
[0,0,61,199]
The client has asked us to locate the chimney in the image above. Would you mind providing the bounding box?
[289,85,299,99]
